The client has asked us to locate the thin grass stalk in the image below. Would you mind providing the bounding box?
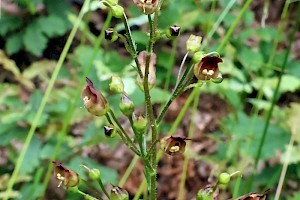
[178,88,201,200]
[164,39,178,91]
[3,1,91,199]
[271,5,300,200]
[244,0,292,193]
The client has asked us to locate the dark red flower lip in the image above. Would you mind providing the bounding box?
[84,77,99,104]
[194,56,223,80]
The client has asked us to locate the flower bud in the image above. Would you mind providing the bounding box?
[110,186,129,200]
[218,172,230,185]
[196,186,214,200]
[136,51,156,91]
[119,93,134,117]
[89,168,101,181]
[133,114,147,133]
[166,25,181,40]
[82,77,109,116]
[193,56,223,81]
[161,136,191,156]
[52,161,80,188]
[111,5,124,18]
[186,34,202,53]
[132,0,159,15]
[105,29,119,42]
[109,76,124,93]
[104,125,117,138]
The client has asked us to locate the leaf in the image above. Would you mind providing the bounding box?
[23,21,47,56]
[287,103,300,142]
[0,50,20,77]
[0,15,22,36]
[239,47,264,72]
[6,32,23,55]
[19,136,42,174]
[288,191,300,200]
[38,15,68,37]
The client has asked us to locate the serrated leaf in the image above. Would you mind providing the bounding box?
[23,21,47,56]
[239,47,264,72]
[19,136,42,174]
[6,32,23,55]
[38,15,68,37]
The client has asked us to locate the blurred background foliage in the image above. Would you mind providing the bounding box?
[0,0,300,199]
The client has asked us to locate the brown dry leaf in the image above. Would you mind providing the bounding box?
[236,189,270,200]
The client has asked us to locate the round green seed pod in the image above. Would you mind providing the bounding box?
[219,172,230,184]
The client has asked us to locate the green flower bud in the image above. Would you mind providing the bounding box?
[89,168,101,181]
[218,172,230,184]
[109,76,124,93]
[104,125,117,138]
[196,186,214,200]
[186,34,202,53]
[105,29,119,42]
[119,93,134,117]
[111,5,124,18]
[133,114,147,133]
[110,186,129,200]
[166,25,181,40]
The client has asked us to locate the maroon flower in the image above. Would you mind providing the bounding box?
[161,136,191,156]
[81,77,109,116]
[194,56,223,80]
[236,189,270,200]
[52,161,79,188]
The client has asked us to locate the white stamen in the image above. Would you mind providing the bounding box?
[207,70,214,76]
[170,146,180,153]
[202,69,208,75]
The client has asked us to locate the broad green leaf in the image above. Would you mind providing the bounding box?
[6,32,23,55]
[38,15,68,37]
[239,47,264,72]
[23,21,47,56]
[0,15,22,36]
[20,136,42,174]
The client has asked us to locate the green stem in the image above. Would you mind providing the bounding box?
[39,11,113,199]
[144,13,159,200]
[2,1,92,199]
[121,13,143,79]
[164,39,178,91]
[97,178,110,199]
[118,155,139,187]
[107,110,141,156]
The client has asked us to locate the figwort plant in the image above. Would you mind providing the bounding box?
[55,0,232,199]
[6,0,299,199]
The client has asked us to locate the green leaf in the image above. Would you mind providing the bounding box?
[6,32,23,55]
[38,15,69,37]
[0,15,22,36]
[19,136,42,174]
[23,21,47,56]
[0,50,20,77]
[287,191,300,200]
[239,47,264,72]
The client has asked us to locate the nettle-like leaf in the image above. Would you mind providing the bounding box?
[6,32,24,55]
[222,112,290,160]
[0,15,23,36]
[23,20,48,56]
[252,75,300,100]
[38,15,69,37]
